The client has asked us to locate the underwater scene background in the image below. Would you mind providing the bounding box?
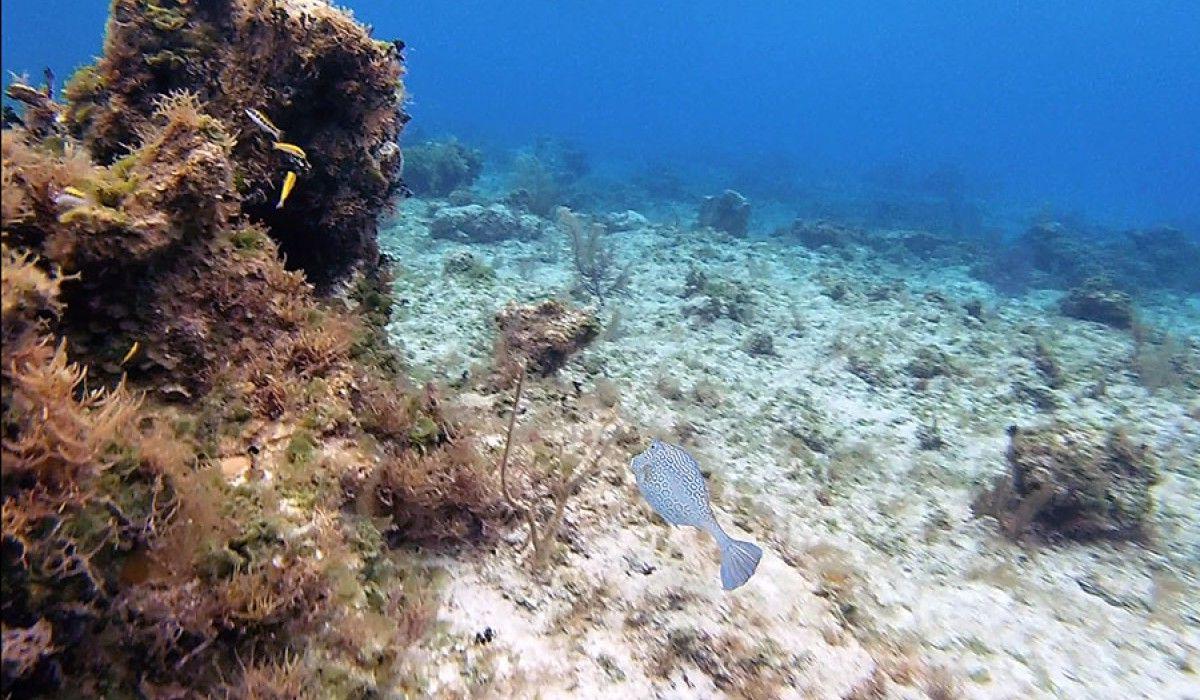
[1,1,1197,698]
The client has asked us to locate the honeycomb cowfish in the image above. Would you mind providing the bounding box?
[631,440,762,590]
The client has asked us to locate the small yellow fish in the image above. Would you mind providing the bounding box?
[272,141,308,164]
[120,341,140,365]
[53,186,88,210]
[244,107,282,140]
[277,171,298,209]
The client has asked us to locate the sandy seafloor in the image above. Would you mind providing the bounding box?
[377,196,1200,699]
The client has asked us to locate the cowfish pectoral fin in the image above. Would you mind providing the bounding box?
[718,537,762,590]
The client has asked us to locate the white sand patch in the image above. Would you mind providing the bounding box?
[381,200,1200,698]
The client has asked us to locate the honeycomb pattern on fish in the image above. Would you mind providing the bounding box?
[631,440,716,527]
[631,439,763,590]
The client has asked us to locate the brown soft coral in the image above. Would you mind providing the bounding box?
[1,129,96,241]
[46,91,236,271]
[3,339,141,487]
[373,440,502,544]
[1,244,67,350]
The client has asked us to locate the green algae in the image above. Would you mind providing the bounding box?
[285,429,317,467]
[408,412,439,447]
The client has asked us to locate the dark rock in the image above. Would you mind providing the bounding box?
[743,331,778,357]
[1125,226,1200,293]
[774,219,864,249]
[915,421,946,451]
[905,347,955,379]
[973,423,1160,541]
[681,267,754,323]
[474,627,496,645]
[1060,278,1135,329]
[442,249,494,280]
[697,190,750,237]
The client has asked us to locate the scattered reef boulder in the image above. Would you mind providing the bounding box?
[905,346,958,379]
[773,218,865,249]
[602,209,650,232]
[1020,222,1107,287]
[402,139,484,197]
[443,248,495,281]
[430,203,547,243]
[973,220,1200,296]
[1060,277,1135,329]
[697,189,751,236]
[973,423,1160,541]
[495,299,599,375]
[61,0,407,287]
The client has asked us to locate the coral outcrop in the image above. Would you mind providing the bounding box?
[601,209,650,232]
[430,203,547,243]
[1125,226,1200,293]
[697,189,751,237]
[774,218,865,250]
[403,139,484,197]
[0,2,502,696]
[973,423,1161,541]
[443,248,496,281]
[1060,277,1135,329]
[495,299,599,375]
[62,0,407,286]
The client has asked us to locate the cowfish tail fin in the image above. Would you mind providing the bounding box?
[718,537,762,590]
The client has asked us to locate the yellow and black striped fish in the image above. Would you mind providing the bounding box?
[244,107,282,140]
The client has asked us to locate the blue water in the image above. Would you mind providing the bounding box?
[4,1,1198,226]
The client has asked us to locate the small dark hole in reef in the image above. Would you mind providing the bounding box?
[248,202,371,290]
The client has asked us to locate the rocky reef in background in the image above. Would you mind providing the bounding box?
[1,1,502,696]
[976,221,1200,296]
